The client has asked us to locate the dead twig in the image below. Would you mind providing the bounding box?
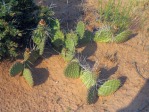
[133,61,147,81]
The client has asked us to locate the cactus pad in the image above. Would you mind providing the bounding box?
[80,71,96,89]
[9,62,24,76]
[52,30,64,48]
[23,68,34,86]
[39,37,46,55]
[94,28,112,42]
[87,86,98,105]
[64,60,81,78]
[113,30,132,43]
[98,79,120,96]
[61,48,75,61]
[76,21,85,39]
[65,32,78,51]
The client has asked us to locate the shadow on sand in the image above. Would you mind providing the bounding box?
[118,80,149,112]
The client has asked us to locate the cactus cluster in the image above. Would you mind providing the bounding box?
[9,48,40,86]
[32,19,50,56]
[86,79,121,104]
[94,28,132,43]
[9,61,34,86]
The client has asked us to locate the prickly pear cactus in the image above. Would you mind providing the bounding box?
[80,71,96,89]
[113,30,132,43]
[9,62,24,76]
[23,68,34,86]
[76,21,85,39]
[64,60,81,78]
[32,19,49,55]
[94,28,112,42]
[39,36,46,55]
[98,79,120,96]
[87,85,98,105]
[61,48,75,61]
[52,30,64,48]
[65,32,78,51]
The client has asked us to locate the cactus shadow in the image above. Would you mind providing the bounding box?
[32,68,49,86]
[118,76,127,88]
[118,80,149,112]
[98,65,118,80]
[77,41,97,59]
[129,33,138,40]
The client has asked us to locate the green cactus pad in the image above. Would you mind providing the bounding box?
[65,32,78,51]
[39,37,46,55]
[61,48,75,61]
[23,68,34,86]
[64,60,81,78]
[9,62,24,76]
[94,28,112,42]
[87,86,98,105]
[113,30,132,43]
[52,30,64,48]
[76,21,85,39]
[98,79,121,96]
[80,71,96,89]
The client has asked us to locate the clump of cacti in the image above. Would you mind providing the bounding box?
[64,60,81,78]
[32,19,50,56]
[85,79,121,104]
[94,27,132,43]
[9,48,40,86]
[9,60,34,86]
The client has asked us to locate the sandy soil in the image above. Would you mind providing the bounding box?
[0,0,149,112]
